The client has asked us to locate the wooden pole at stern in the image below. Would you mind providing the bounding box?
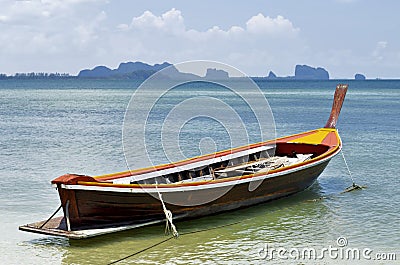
[324,84,348,129]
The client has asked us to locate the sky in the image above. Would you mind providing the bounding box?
[0,0,399,78]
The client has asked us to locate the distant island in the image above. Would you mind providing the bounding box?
[0,61,368,80]
[77,63,332,80]
[354,73,366,80]
[77,62,234,80]
[77,62,172,79]
[266,65,329,80]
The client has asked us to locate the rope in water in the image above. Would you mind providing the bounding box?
[106,220,243,265]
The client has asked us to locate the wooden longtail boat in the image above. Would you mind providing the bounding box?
[20,84,348,239]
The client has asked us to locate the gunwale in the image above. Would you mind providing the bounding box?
[56,128,341,190]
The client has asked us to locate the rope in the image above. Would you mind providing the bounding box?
[340,148,366,193]
[305,146,366,202]
[340,149,355,184]
[39,205,62,229]
[106,219,245,265]
[107,237,173,265]
[155,181,179,238]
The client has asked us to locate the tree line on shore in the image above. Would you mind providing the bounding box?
[0,72,72,79]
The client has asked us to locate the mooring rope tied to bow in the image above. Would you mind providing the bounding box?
[306,146,366,202]
[340,147,366,193]
[340,148,355,184]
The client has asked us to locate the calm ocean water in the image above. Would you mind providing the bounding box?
[0,79,399,264]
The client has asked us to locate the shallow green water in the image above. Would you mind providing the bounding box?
[0,79,399,264]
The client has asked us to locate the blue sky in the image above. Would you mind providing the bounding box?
[0,0,399,78]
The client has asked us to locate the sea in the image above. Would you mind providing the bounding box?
[0,79,399,264]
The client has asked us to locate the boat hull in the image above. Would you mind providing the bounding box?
[59,159,330,230]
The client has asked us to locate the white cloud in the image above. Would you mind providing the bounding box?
[0,0,111,74]
[0,15,8,22]
[372,41,388,60]
[126,10,298,40]
[0,0,107,24]
[108,9,302,76]
[130,8,185,34]
[0,6,303,75]
[246,14,299,37]
[0,5,359,77]
[1,2,399,78]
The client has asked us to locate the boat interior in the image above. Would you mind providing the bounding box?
[111,142,331,185]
